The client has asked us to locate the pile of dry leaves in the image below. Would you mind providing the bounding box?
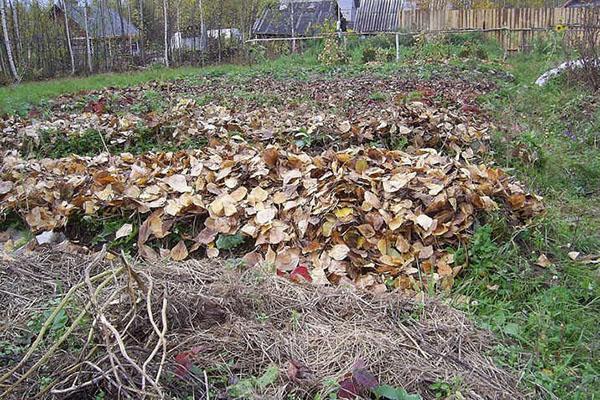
[0,73,493,156]
[0,141,543,291]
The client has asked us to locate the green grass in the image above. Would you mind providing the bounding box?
[452,52,600,399]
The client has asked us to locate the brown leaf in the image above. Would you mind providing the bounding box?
[171,240,189,261]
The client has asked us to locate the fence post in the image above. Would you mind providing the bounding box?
[395,32,400,62]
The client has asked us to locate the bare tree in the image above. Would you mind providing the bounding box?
[138,0,145,63]
[163,0,169,66]
[60,0,75,74]
[83,0,93,73]
[126,0,133,57]
[199,0,206,51]
[0,0,19,81]
[290,0,296,53]
[8,0,21,55]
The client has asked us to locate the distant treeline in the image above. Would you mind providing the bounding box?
[0,0,275,83]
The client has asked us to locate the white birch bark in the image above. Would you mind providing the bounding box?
[61,0,75,74]
[0,0,18,81]
[163,0,169,67]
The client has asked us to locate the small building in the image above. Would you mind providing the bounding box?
[171,28,242,51]
[52,3,139,40]
[253,0,344,38]
[354,0,417,33]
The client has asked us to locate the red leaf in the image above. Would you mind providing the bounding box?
[173,346,202,379]
[352,368,378,391]
[338,376,359,399]
[290,264,312,283]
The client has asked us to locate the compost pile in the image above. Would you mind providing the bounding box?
[0,142,542,292]
[0,251,531,399]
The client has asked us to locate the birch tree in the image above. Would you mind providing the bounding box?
[163,0,169,66]
[61,0,75,74]
[138,0,145,62]
[83,0,93,73]
[0,0,19,81]
[9,0,21,55]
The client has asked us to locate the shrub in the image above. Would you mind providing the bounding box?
[362,47,377,63]
[567,8,600,90]
[361,47,395,63]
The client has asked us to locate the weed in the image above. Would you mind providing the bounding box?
[369,91,387,102]
[227,364,279,398]
[32,128,106,158]
[216,233,246,251]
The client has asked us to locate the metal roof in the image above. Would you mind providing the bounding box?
[60,3,139,38]
[253,1,340,37]
[355,0,412,33]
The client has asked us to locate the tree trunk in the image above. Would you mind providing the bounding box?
[290,1,296,53]
[0,0,19,81]
[138,0,145,63]
[8,0,20,55]
[83,0,93,73]
[199,0,206,47]
[61,0,75,74]
[163,0,169,67]
[126,0,133,57]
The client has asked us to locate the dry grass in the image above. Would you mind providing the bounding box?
[0,250,532,399]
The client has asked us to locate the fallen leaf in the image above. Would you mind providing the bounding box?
[329,244,350,261]
[171,240,189,261]
[536,254,552,268]
[115,223,133,239]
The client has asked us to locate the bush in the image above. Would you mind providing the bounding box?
[567,8,600,90]
[361,47,395,63]
[362,47,377,63]
[319,35,348,66]
[446,32,485,46]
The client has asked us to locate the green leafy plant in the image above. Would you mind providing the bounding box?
[373,384,422,399]
[216,233,246,250]
[227,364,279,398]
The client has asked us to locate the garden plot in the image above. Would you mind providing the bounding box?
[1,72,494,157]
[0,71,543,293]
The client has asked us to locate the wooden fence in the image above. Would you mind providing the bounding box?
[398,7,597,50]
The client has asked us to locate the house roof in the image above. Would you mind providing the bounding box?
[253,1,340,37]
[354,0,416,33]
[58,3,139,38]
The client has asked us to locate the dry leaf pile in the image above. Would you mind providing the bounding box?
[0,141,542,291]
[0,73,493,155]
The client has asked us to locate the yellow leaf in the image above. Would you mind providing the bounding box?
[335,207,353,219]
[322,220,335,237]
[355,159,368,174]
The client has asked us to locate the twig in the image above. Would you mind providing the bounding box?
[0,254,115,386]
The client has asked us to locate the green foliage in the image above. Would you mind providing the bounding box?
[216,233,246,250]
[130,89,167,114]
[27,300,69,340]
[373,384,421,400]
[66,214,137,253]
[227,364,279,398]
[318,20,348,66]
[33,128,106,158]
